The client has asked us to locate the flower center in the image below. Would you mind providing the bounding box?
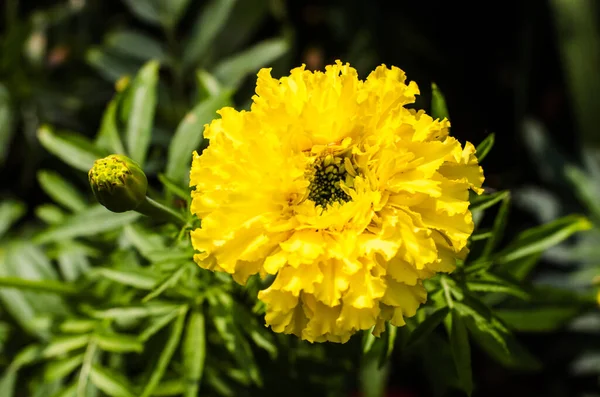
[307,153,352,208]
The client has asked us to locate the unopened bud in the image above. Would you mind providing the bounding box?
[88,154,147,213]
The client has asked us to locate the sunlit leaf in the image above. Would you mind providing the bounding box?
[95,332,143,353]
[0,200,26,239]
[90,364,135,397]
[495,214,592,264]
[124,60,159,166]
[37,170,87,212]
[431,82,449,121]
[213,38,289,91]
[44,354,84,382]
[37,125,105,172]
[166,92,231,183]
[33,205,140,244]
[475,133,495,163]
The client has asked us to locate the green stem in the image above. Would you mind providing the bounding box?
[136,196,186,226]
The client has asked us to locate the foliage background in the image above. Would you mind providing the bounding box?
[1,1,599,397]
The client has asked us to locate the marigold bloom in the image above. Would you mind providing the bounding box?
[190,61,484,343]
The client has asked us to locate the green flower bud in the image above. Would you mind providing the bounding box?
[88,154,148,213]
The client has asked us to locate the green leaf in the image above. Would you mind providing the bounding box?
[475,133,495,163]
[0,200,26,239]
[503,253,542,281]
[120,0,161,26]
[452,299,508,354]
[152,379,186,396]
[33,205,140,244]
[464,317,541,370]
[122,223,166,260]
[431,82,450,121]
[0,277,80,296]
[406,307,450,347]
[467,272,530,300]
[42,334,91,358]
[84,303,180,321]
[565,165,600,221]
[213,38,289,91]
[95,333,144,353]
[106,30,166,62]
[93,268,156,290]
[195,70,222,99]
[59,319,98,334]
[95,98,126,155]
[121,0,190,28]
[449,311,472,396]
[182,309,206,397]
[0,84,14,165]
[89,365,135,397]
[142,265,188,302]
[44,353,84,381]
[496,307,582,332]
[469,190,509,213]
[481,191,511,259]
[166,92,231,183]
[124,60,159,166]
[35,204,66,225]
[495,214,592,264]
[86,47,139,83]
[210,295,261,386]
[37,170,87,212]
[158,174,190,200]
[138,308,180,342]
[361,328,377,354]
[183,0,237,68]
[139,307,187,397]
[37,125,105,172]
[377,322,397,369]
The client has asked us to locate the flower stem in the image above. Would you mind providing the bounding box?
[136,196,186,226]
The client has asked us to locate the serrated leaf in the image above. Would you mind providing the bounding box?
[431,82,449,121]
[37,170,87,212]
[449,311,472,396]
[495,214,592,264]
[0,200,26,239]
[213,38,288,91]
[469,190,509,213]
[406,307,450,347]
[475,133,495,162]
[166,92,231,183]
[124,60,159,166]
[95,333,144,353]
[44,353,84,381]
[467,272,530,300]
[90,365,135,397]
[33,205,140,244]
[139,307,187,397]
[183,0,237,68]
[37,125,106,172]
[183,309,206,397]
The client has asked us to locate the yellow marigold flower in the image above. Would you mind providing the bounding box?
[189,61,484,343]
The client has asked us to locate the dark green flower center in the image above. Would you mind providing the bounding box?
[307,154,352,208]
